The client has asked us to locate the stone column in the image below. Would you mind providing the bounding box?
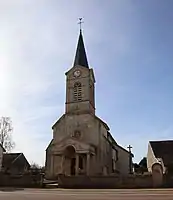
[75,154,79,175]
[51,155,54,177]
[86,153,90,175]
[61,155,65,174]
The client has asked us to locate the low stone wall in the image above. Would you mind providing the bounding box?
[0,173,158,188]
[58,174,153,189]
[163,174,173,188]
[0,173,43,188]
[122,174,153,188]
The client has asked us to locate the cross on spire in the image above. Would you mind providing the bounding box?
[73,18,89,68]
[127,145,132,153]
[78,18,84,31]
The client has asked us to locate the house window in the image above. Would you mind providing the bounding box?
[74,82,82,101]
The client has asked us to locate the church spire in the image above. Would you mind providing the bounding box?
[73,18,89,68]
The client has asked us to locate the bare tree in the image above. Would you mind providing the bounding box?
[30,162,41,169]
[0,117,15,152]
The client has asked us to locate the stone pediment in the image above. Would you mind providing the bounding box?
[51,137,95,154]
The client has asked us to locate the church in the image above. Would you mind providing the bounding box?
[45,26,133,180]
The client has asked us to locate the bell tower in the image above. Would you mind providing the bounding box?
[65,22,95,115]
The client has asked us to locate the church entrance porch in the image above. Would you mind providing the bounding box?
[62,145,90,176]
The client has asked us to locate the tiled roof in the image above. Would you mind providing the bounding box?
[150,140,173,166]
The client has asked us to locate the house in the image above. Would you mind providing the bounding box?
[147,140,173,174]
[146,140,173,187]
[2,153,30,174]
[0,144,5,171]
[45,27,133,179]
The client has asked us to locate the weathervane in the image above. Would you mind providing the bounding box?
[78,18,84,31]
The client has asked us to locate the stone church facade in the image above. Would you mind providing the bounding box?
[45,29,133,180]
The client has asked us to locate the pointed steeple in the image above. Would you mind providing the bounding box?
[73,30,89,68]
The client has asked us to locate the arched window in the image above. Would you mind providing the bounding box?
[74,82,82,101]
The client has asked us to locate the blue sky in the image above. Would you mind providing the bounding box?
[0,0,173,165]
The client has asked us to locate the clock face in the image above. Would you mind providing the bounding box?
[73,70,81,77]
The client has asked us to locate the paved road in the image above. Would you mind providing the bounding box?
[0,188,173,200]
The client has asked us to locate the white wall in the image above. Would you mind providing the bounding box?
[147,142,166,174]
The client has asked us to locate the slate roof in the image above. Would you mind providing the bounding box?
[73,30,89,68]
[2,153,30,169]
[150,140,173,166]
